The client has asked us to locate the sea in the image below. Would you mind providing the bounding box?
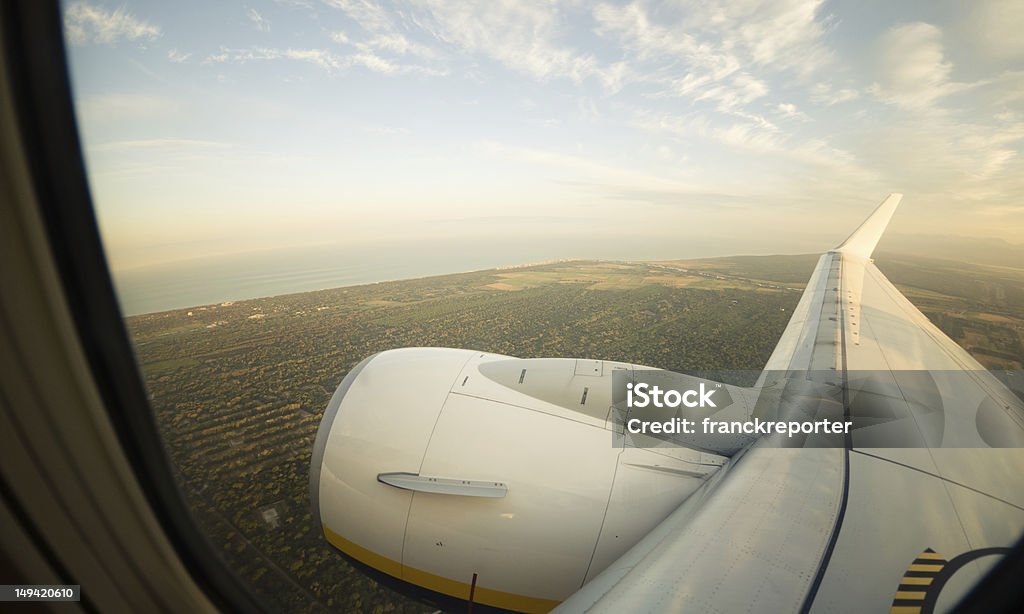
[111,234,776,317]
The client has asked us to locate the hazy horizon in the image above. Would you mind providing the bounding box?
[61,0,1024,278]
[112,231,789,315]
[111,230,1024,316]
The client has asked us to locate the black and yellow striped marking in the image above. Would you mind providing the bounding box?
[890,548,947,614]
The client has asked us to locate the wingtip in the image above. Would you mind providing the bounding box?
[836,193,903,258]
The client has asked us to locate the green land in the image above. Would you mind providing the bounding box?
[126,254,1024,613]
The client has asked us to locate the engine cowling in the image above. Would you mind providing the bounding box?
[310,347,725,612]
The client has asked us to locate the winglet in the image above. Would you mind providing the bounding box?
[835,193,903,258]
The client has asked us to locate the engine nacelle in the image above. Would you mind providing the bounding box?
[310,348,725,612]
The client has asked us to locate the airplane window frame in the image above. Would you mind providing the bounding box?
[1,3,265,612]
[4,1,1024,613]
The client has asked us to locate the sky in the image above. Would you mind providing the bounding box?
[62,0,1024,272]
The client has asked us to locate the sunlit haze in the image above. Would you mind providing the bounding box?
[63,1,1023,292]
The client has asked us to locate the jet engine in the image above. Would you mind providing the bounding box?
[310,348,726,612]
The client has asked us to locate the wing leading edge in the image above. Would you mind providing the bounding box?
[556,195,1024,613]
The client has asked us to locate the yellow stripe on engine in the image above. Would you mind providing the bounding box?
[322,524,403,577]
[915,551,944,560]
[890,607,921,614]
[907,563,944,572]
[323,525,562,614]
[894,591,926,600]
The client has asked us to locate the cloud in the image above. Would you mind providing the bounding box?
[865,116,1024,201]
[323,0,393,35]
[985,71,1024,107]
[694,73,770,111]
[870,22,975,110]
[592,0,835,114]
[810,84,859,106]
[207,47,345,71]
[406,1,618,88]
[64,2,160,45]
[713,0,835,75]
[324,0,833,103]
[349,51,397,73]
[632,109,875,182]
[860,21,1024,203]
[168,49,192,63]
[204,46,446,76]
[247,8,271,33]
[366,34,437,58]
[331,31,439,59]
[328,1,615,86]
[776,103,809,121]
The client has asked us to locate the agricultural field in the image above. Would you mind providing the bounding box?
[125,255,1024,612]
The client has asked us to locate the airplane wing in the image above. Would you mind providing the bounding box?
[556,194,1024,613]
